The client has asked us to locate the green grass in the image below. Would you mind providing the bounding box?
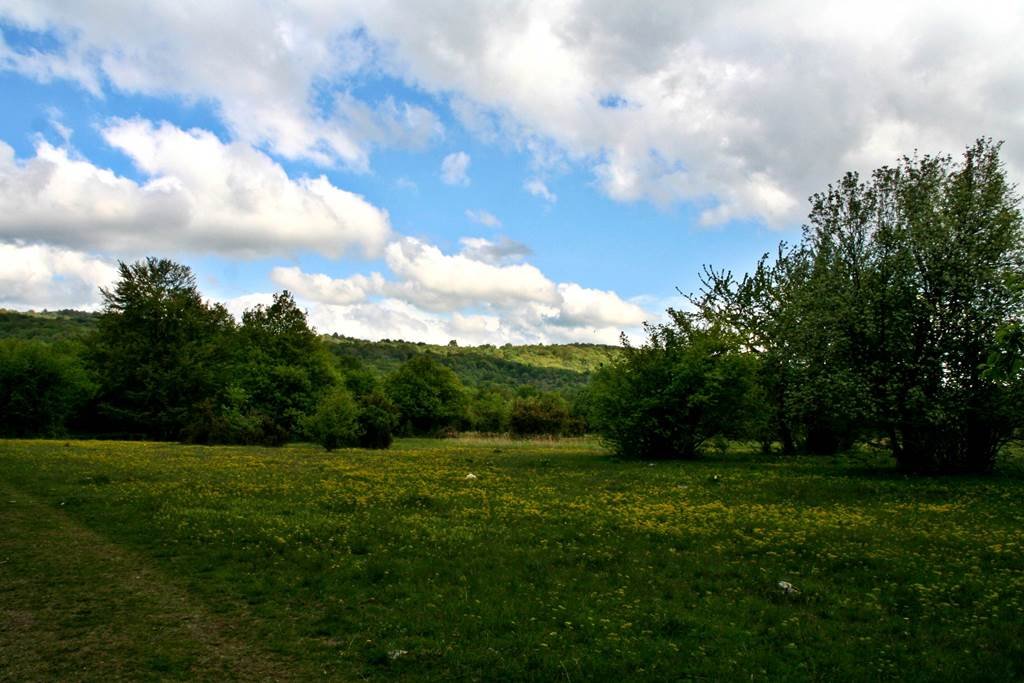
[1,438,1022,681]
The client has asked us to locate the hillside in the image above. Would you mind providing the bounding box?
[0,309,100,342]
[324,335,618,391]
[0,310,618,391]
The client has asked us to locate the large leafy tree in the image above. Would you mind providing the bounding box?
[822,139,1023,472]
[90,258,235,439]
[700,139,1022,471]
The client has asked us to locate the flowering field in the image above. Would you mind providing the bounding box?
[1,438,1023,681]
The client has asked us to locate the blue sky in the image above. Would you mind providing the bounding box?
[0,2,1020,344]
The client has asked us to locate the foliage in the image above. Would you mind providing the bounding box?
[0,309,98,342]
[304,385,361,451]
[802,139,1022,471]
[508,392,573,436]
[325,336,616,391]
[466,384,513,433]
[694,245,867,454]
[696,140,1023,471]
[385,355,468,436]
[89,258,236,440]
[180,384,263,445]
[355,388,400,449]
[591,314,759,459]
[235,291,337,446]
[0,309,614,429]
[0,339,94,437]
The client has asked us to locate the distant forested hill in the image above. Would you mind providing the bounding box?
[0,309,99,342]
[0,310,617,391]
[324,335,618,391]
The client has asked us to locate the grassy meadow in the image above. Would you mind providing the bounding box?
[2,437,1023,681]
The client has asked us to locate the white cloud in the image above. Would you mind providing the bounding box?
[5,2,1021,224]
[464,208,501,227]
[440,151,471,186]
[219,291,276,323]
[45,107,72,143]
[0,232,649,343]
[524,177,557,204]
[0,242,117,310]
[554,283,647,328]
[358,0,1024,223]
[385,237,553,309]
[272,236,650,344]
[0,120,392,258]
[0,4,435,170]
[0,31,102,96]
[270,266,386,306]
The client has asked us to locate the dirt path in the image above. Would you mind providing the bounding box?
[0,482,297,682]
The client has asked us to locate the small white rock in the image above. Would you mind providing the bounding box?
[464,473,478,480]
[778,580,800,595]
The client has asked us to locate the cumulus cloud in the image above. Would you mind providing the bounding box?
[384,237,553,310]
[366,1,1024,223]
[0,3,436,170]
[5,2,1020,223]
[0,120,392,258]
[0,242,117,309]
[524,177,557,204]
[464,208,501,227]
[440,151,471,186]
[270,266,386,306]
[270,236,649,344]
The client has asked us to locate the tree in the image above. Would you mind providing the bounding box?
[236,291,337,445]
[694,242,870,455]
[695,140,1023,471]
[90,258,235,439]
[0,339,93,437]
[703,140,1021,470]
[812,139,1023,472]
[590,314,759,459]
[386,355,467,435]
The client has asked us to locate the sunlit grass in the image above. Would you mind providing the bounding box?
[1,437,1022,680]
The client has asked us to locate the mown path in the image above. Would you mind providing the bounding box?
[0,482,296,682]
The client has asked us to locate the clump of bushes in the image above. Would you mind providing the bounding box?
[590,317,758,459]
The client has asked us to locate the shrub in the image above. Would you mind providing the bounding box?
[0,339,94,437]
[509,392,571,436]
[356,389,399,449]
[305,386,361,451]
[590,315,758,459]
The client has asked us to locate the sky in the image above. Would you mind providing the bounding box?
[0,1,1021,345]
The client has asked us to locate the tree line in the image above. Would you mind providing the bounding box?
[0,260,589,447]
[589,139,1023,473]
